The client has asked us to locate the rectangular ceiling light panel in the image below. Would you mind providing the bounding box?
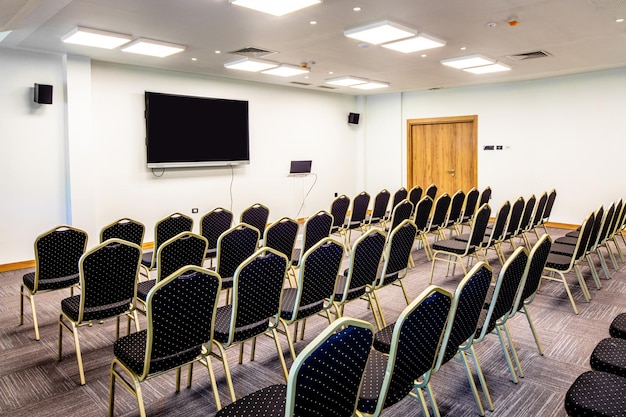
[230,0,322,16]
[262,64,310,76]
[224,57,278,72]
[350,81,390,90]
[441,54,495,69]
[382,33,446,53]
[62,26,131,49]
[463,62,511,74]
[344,20,416,45]
[325,75,368,86]
[121,38,185,57]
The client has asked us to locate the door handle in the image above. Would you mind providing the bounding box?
[447,169,455,177]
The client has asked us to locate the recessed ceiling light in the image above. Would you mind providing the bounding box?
[460,46,467,50]
[344,19,416,45]
[441,54,495,69]
[421,54,427,58]
[230,0,322,16]
[215,50,221,54]
[262,64,310,76]
[310,20,318,25]
[617,18,625,23]
[353,6,362,11]
[191,57,197,61]
[325,75,368,86]
[382,33,446,53]
[350,80,390,90]
[224,57,278,72]
[61,27,132,49]
[463,62,511,74]
[121,38,185,57]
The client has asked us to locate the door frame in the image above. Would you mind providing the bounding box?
[406,115,478,191]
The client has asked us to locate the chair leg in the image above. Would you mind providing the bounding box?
[574,265,591,302]
[522,305,544,355]
[22,289,41,341]
[495,325,519,384]
[458,350,486,416]
[585,254,602,289]
[212,342,237,402]
[280,319,297,361]
[271,328,289,382]
[468,345,494,412]
[550,271,579,314]
[202,354,222,410]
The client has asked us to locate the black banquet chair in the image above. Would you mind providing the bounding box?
[200,207,233,266]
[109,265,222,416]
[20,224,88,341]
[240,202,270,236]
[58,239,142,385]
[100,217,145,247]
[141,212,193,277]
[215,317,374,417]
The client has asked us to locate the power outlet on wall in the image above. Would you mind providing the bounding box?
[192,208,198,214]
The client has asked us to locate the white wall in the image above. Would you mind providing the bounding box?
[0,49,68,263]
[364,67,626,224]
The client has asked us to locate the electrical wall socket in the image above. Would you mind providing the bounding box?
[192,208,198,213]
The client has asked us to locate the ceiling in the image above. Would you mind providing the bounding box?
[2,0,626,95]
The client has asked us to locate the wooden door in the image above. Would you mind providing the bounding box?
[407,115,477,197]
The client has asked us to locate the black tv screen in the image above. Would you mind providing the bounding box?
[145,91,250,168]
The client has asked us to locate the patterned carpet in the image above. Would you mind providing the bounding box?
[1,226,623,416]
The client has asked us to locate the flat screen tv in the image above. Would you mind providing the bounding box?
[145,91,250,168]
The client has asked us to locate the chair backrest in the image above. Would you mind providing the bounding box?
[359,286,452,415]
[461,187,479,221]
[389,199,413,232]
[263,217,299,262]
[408,186,423,210]
[34,225,88,287]
[612,199,626,237]
[434,262,493,371]
[487,200,511,245]
[370,189,391,221]
[391,187,408,212]
[240,203,270,235]
[200,207,233,252]
[227,248,288,344]
[608,199,623,238]
[468,204,492,247]
[156,232,208,282]
[341,230,386,298]
[425,183,438,200]
[142,265,221,378]
[376,220,418,287]
[573,212,595,262]
[429,193,451,230]
[330,194,350,230]
[519,194,537,233]
[586,205,605,252]
[153,212,194,254]
[79,239,142,322]
[302,210,333,253]
[598,202,616,245]
[100,218,145,247]
[478,186,492,207]
[447,189,466,225]
[216,224,260,279]
[413,196,433,230]
[511,234,552,314]
[530,191,548,229]
[289,238,345,321]
[542,189,557,223]
[285,317,374,417]
[476,247,529,340]
[349,192,371,225]
[505,197,526,236]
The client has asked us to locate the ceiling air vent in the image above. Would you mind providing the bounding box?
[290,81,312,86]
[318,85,337,90]
[507,50,552,61]
[228,46,276,57]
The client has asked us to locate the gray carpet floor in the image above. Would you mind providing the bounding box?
[2,226,623,416]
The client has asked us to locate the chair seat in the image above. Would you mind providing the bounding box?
[137,280,156,301]
[565,370,626,417]
[432,239,474,255]
[357,350,388,415]
[545,253,573,270]
[554,236,578,246]
[213,305,269,344]
[610,313,626,339]
[216,384,287,417]
[372,324,393,354]
[550,242,576,256]
[141,252,153,268]
[280,288,324,322]
[22,271,79,292]
[334,275,367,302]
[590,337,626,378]
[61,295,131,322]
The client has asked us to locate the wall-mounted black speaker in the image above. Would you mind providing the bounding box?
[348,112,360,124]
[34,84,53,104]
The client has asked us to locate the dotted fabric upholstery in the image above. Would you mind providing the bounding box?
[137,233,207,301]
[346,193,370,229]
[427,194,451,233]
[461,188,480,223]
[336,232,386,302]
[213,252,287,345]
[240,204,270,235]
[542,190,557,224]
[101,219,144,246]
[408,186,423,212]
[390,188,408,212]
[549,242,574,256]
[517,236,552,306]
[141,213,193,268]
[23,226,87,292]
[518,195,537,233]
[433,205,490,254]
[590,337,626,378]
[609,313,626,339]
[61,241,141,322]
[477,250,528,336]
[545,213,594,270]
[597,205,616,246]
[368,190,390,225]
[215,225,259,290]
[445,191,466,227]
[378,221,417,287]
[413,197,434,231]
[216,324,373,417]
[281,240,344,322]
[293,211,333,265]
[200,208,233,258]
[330,195,350,233]
[388,200,413,232]
[530,192,548,229]
[481,201,512,243]
[478,187,492,208]
[113,268,220,377]
[425,184,437,200]
[264,218,298,262]
[432,239,473,255]
[564,370,626,417]
[358,290,452,414]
